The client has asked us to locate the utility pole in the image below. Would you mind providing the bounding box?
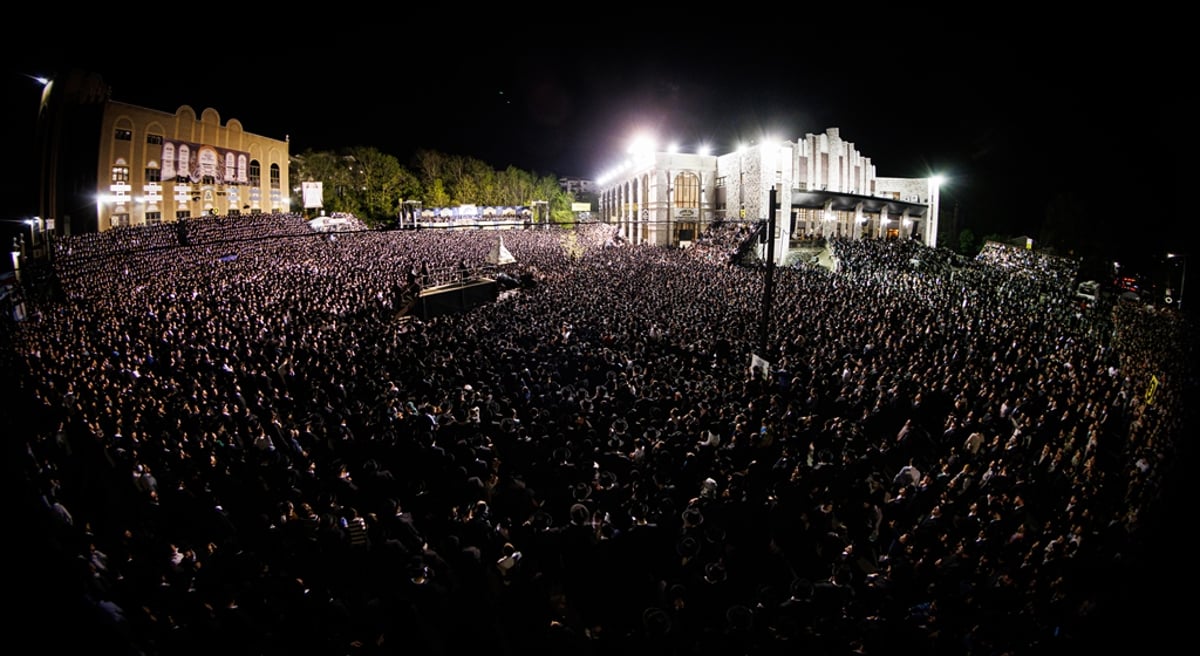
[759,187,778,355]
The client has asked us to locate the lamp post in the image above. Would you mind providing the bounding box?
[666,169,673,247]
[10,236,21,284]
[1168,253,1188,311]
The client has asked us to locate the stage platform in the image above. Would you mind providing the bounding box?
[414,277,498,320]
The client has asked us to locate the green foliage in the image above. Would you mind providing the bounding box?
[291,145,576,225]
[426,179,451,209]
[958,228,977,255]
[347,147,406,224]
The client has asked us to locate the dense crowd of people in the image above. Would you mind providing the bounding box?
[4,214,1195,656]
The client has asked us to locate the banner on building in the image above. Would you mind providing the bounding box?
[161,140,251,185]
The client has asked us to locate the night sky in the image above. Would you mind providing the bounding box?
[4,32,1185,272]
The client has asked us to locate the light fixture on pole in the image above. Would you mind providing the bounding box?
[666,168,673,247]
[1168,253,1188,311]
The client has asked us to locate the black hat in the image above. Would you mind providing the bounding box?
[725,604,752,631]
[642,607,672,637]
[790,578,814,601]
[570,503,591,525]
[704,524,726,544]
[676,536,700,559]
[572,481,593,501]
[705,561,727,584]
[529,510,554,530]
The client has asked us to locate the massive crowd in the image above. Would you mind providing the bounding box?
[4,215,1195,656]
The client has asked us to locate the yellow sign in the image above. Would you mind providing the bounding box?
[1145,374,1159,405]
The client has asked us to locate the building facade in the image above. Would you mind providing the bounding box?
[37,70,290,235]
[596,128,941,262]
[558,176,597,196]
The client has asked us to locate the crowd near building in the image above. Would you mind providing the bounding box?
[9,71,1193,656]
[5,211,1195,656]
[595,128,941,261]
[34,69,291,235]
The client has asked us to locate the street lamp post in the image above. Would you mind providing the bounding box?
[666,170,673,247]
[1168,253,1188,311]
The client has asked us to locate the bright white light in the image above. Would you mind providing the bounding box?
[628,135,655,155]
[698,144,711,156]
[931,174,945,187]
[666,142,679,153]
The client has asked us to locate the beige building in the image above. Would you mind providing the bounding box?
[37,69,290,234]
[596,128,942,263]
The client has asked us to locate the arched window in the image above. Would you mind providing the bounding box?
[225,152,237,182]
[674,172,699,209]
[249,160,261,187]
[270,163,281,190]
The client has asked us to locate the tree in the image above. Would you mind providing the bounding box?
[291,149,355,215]
[497,166,536,207]
[413,149,447,191]
[958,228,977,256]
[340,147,417,226]
[425,178,451,209]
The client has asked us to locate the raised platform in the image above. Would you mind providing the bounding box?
[415,277,498,320]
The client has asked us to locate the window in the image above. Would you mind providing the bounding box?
[270,163,281,190]
[146,134,163,145]
[249,160,261,187]
[146,212,163,225]
[112,214,131,227]
[715,176,726,188]
[674,173,699,209]
[145,167,161,183]
[112,166,130,183]
[115,129,132,141]
[176,210,191,220]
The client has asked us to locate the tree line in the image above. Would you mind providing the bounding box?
[289,147,584,228]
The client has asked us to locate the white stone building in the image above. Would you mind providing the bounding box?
[596,128,941,263]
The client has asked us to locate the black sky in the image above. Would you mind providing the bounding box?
[4,33,1184,271]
